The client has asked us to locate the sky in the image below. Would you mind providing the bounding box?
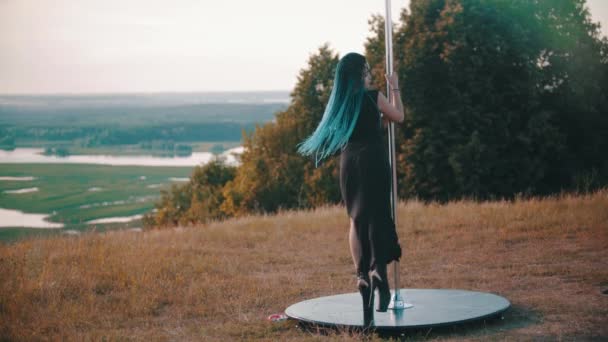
[1,0,607,94]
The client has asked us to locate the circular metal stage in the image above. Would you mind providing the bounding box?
[285,289,510,331]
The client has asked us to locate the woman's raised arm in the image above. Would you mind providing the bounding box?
[377,73,404,124]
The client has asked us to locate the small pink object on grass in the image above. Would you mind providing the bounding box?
[267,313,288,322]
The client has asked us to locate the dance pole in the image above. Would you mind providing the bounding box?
[385,0,410,311]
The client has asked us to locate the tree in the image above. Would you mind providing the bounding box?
[221,45,341,215]
[395,0,606,200]
[533,0,608,192]
[143,158,236,228]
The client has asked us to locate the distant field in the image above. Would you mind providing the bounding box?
[0,92,287,152]
[0,93,272,241]
[0,163,193,241]
[12,140,242,155]
[0,92,289,125]
[0,190,606,340]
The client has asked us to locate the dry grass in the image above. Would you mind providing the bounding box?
[1,190,607,341]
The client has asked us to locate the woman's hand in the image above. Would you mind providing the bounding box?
[385,73,399,90]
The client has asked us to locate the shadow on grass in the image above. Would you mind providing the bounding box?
[291,304,542,340]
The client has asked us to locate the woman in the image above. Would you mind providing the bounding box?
[298,52,404,315]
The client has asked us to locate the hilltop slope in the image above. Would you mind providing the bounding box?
[1,190,607,340]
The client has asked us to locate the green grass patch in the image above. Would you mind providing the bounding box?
[0,163,193,242]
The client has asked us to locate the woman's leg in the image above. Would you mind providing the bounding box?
[349,216,371,274]
[350,217,374,326]
[349,218,361,270]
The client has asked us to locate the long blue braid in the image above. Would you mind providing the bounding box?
[297,53,367,165]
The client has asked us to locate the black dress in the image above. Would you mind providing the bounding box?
[339,88,401,273]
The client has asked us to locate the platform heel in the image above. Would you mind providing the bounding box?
[369,263,390,312]
[357,271,373,327]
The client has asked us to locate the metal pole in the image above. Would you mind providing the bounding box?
[385,0,412,311]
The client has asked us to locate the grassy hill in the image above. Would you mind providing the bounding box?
[1,190,607,340]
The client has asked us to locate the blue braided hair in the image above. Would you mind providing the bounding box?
[297,52,368,165]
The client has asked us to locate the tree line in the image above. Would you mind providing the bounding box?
[0,123,263,147]
[143,0,608,228]
[0,101,286,150]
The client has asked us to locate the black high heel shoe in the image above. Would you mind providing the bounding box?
[357,271,373,327]
[369,263,390,312]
